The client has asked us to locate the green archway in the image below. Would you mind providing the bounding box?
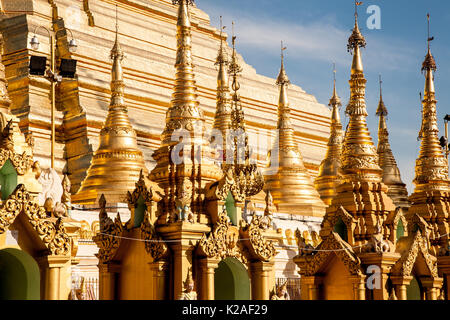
[225,192,237,226]
[0,160,18,200]
[396,219,405,241]
[334,218,348,242]
[133,195,146,227]
[214,257,250,300]
[0,248,40,300]
[406,277,422,300]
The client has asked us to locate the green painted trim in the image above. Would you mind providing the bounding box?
[0,160,18,200]
[134,195,146,228]
[225,192,237,226]
[214,257,250,300]
[406,277,422,300]
[396,219,405,241]
[334,218,348,242]
[0,248,40,300]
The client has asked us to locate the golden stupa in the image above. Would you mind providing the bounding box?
[315,70,344,206]
[72,16,148,205]
[265,49,326,216]
[375,77,409,209]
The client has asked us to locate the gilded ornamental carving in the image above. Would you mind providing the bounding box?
[93,195,123,263]
[241,213,277,262]
[0,184,71,255]
[140,211,168,261]
[198,207,246,263]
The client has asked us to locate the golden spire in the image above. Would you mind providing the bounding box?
[224,23,264,197]
[409,14,449,257]
[341,2,382,182]
[375,75,409,208]
[150,0,221,220]
[213,17,231,152]
[0,33,11,114]
[321,3,395,248]
[265,43,326,216]
[159,0,204,145]
[73,5,148,205]
[413,14,448,192]
[315,64,344,206]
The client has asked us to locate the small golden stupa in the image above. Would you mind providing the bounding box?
[408,16,450,271]
[212,19,231,154]
[265,46,326,216]
[72,14,148,205]
[375,76,409,209]
[315,68,344,206]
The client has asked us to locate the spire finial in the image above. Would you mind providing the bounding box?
[110,4,124,106]
[229,21,242,92]
[348,1,366,52]
[111,4,123,60]
[376,74,387,116]
[115,4,118,35]
[281,40,286,64]
[427,13,433,51]
[232,21,236,51]
[422,13,436,72]
[329,63,341,107]
[216,16,228,66]
[172,0,194,6]
[276,41,289,86]
[379,74,383,98]
[354,1,363,25]
[219,16,225,50]
[333,62,336,83]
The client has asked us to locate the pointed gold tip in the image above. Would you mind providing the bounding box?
[424,68,435,94]
[276,51,290,86]
[376,76,387,116]
[174,0,193,28]
[351,45,364,74]
[329,68,341,108]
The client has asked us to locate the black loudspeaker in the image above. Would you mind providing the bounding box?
[59,59,77,78]
[445,114,450,122]
[29,56,47,76]
[440,136,448,149]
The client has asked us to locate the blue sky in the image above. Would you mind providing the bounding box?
[196,0,450,193]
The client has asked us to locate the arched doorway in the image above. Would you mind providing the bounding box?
[406,277,422,300]
[0,248,40,300]
[214,257,250,300]
[334,218,348,242]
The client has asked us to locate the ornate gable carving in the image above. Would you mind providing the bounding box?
[321,206,356,235]
[240,213,277,262]
[392,230,439,278]
[126,170,163,205]
[300,232,363,277]
[207,166,245,202]
[93,195,123,263]
[140,210,168,261]
[0,184,70,255]
[0,149,34,175]
[198,207,247,263]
